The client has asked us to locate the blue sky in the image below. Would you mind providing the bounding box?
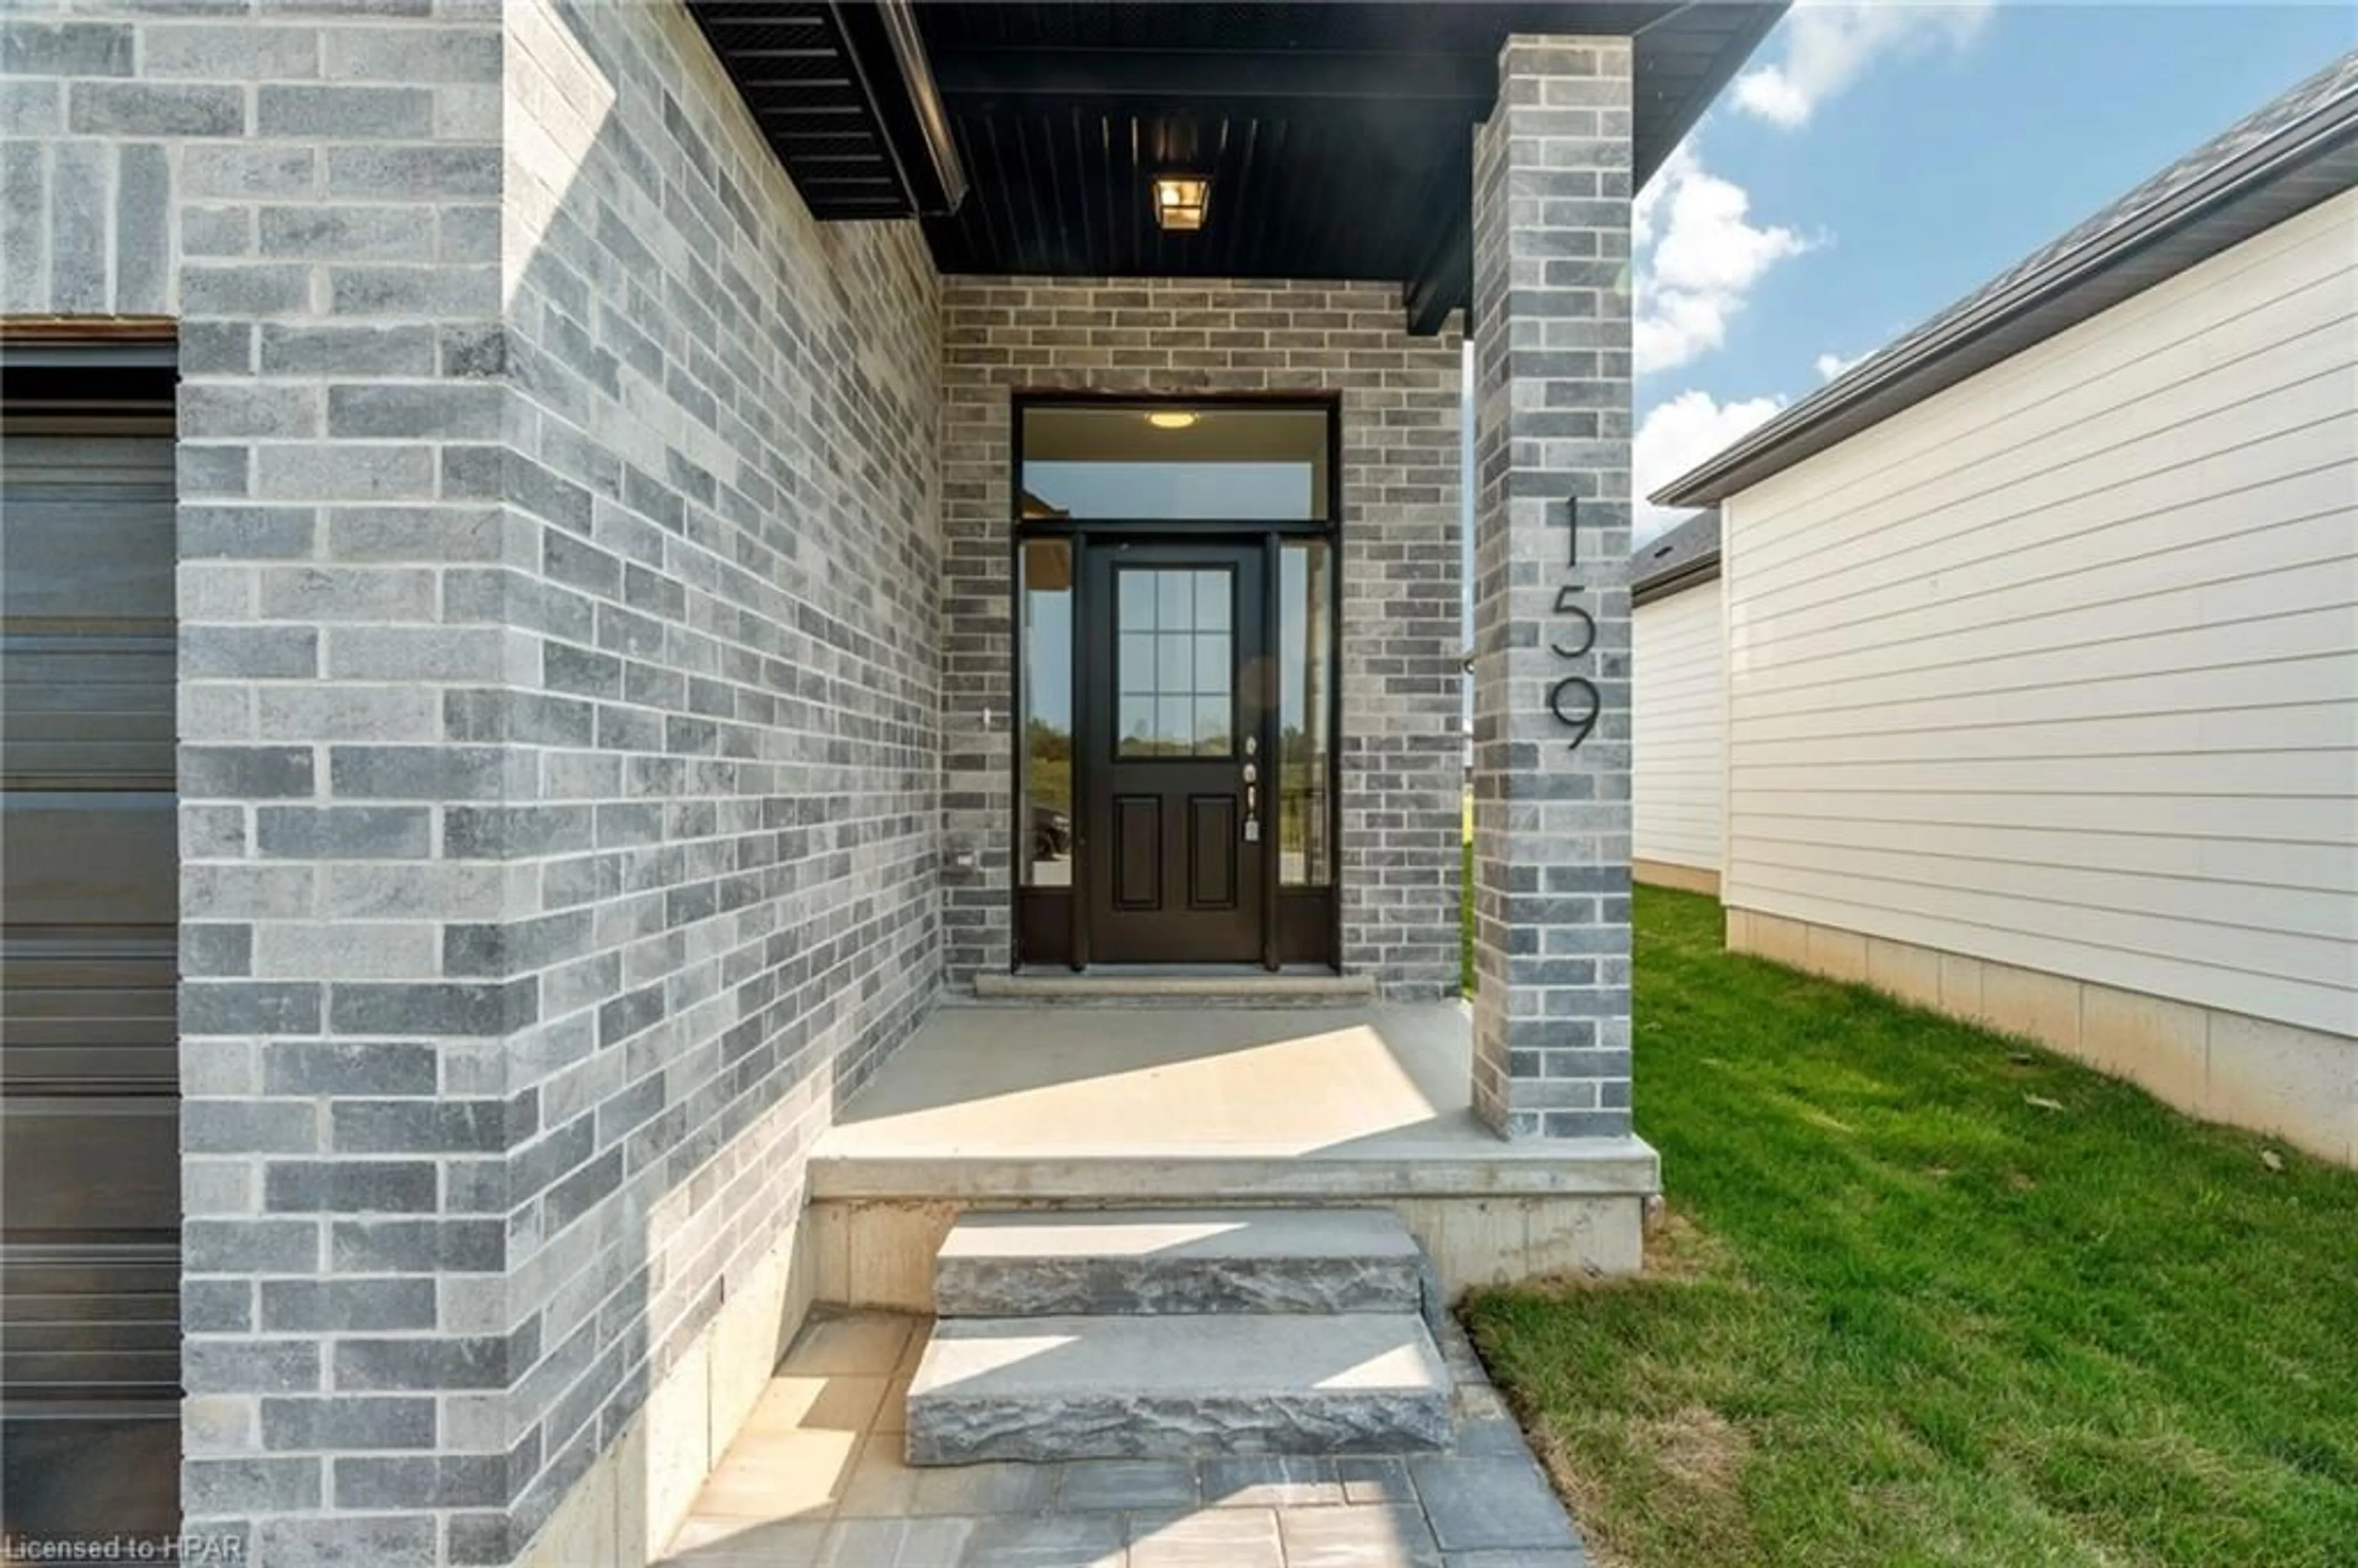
[1627,1,2357,538]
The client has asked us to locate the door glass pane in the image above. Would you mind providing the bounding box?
[1119,568,1156,627]
[1119,634,1154,691]
[1021,405,1330,521]
[1156,633,1191,692]
[1021,539,1074,888]
[1194,634,1228,691]
[1119,697,1155,751]
[1194,696,1229,754]
[1195,570,1230,629]
[1278,540,1333,885]
[1157,697,1195,756]
[1157,572,1192,627]
[1115,565,1235,759]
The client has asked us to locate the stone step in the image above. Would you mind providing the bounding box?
[970,970,1376,1006]
[935,1208,1428,1318]
[906,1311,1452,1464]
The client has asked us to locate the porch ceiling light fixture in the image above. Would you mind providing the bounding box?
[1145,409,1199,430]
[1151,175,1210,231]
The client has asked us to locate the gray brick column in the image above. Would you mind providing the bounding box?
[1468,36,1636,1138]
[153,9,520,1563]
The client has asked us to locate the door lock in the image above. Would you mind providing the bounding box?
[1242,763,1258,785]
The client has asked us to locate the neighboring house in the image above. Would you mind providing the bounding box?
[0,2,1783,1562]
[1653,53,2358,1165]
[1632,509,1726,894]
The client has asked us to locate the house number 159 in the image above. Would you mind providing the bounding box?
[1549,498,1600,751]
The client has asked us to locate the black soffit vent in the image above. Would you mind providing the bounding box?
[691,1,1787,335]
[688,1,967,220]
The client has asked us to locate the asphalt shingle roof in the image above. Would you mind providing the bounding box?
[1631,508,1721,600]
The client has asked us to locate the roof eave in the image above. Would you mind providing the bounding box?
[1635,1,1785,190]
[1651,77,2358,509]
[1632,550,1720,605]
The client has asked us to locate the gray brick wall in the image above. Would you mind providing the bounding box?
[941,278,1463,997]
[1468,37,1637,1137]
[492,0,939,1556]
[5,1,940,1561]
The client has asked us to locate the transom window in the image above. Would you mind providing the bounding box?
[1020,403,1329,521]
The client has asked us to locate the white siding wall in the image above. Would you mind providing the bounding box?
[1722,185,2358,1039]
[1633,576,1727,873]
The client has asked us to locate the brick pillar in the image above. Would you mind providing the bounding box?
[1468,36,1635,1138]
[157,9,521,1563]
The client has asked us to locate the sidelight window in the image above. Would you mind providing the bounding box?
[1277,539,1333,886]
[1020,538,1073,887]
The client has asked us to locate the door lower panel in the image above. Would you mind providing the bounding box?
[1112,796,1161,911]
[1188,795,1238,910]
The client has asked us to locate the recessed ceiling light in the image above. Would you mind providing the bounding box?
[1146,410,1199,430]
[1151,176,1210,231]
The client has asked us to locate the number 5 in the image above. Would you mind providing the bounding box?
[1551,589,1595,659]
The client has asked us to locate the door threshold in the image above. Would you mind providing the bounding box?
[971,968,1375,1006]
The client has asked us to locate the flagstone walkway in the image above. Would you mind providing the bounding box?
[659,1309,1589,1568]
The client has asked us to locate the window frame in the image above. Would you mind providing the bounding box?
[1008,392,1344,971]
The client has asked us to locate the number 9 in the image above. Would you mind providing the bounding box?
[1548,675,1600,750]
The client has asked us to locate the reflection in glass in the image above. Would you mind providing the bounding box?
[1195,696,1229,752]
[1021,539,1073,888]
[1279,540,1333,886]
[1022,405,1329,521]
[1119,569,1154,625]
[1158,572,1191,626]
[1114,567,1234,758]
[1157,634,1190,691]
[1194,636,1227,690]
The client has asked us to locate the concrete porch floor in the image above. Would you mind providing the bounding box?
[658,1309,1591,1567]
[810,1002,1659,1201]
[803,1003,1661,1306]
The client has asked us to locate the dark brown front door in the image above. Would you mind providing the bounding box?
[1081,541,1267,963]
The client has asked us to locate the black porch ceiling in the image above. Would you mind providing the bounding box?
[688,2,1786,333]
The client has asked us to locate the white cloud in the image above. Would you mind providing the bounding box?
[1630,139,1692,254]
[1634,141,1812,376]
[1813,349,1864,381]
[1735,1,1994,128]
[1634,389,1786,541]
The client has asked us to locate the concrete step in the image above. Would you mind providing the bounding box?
[906,1311,1452,1464]
[970,969,1376,1006]
[935,1208,1428,1318]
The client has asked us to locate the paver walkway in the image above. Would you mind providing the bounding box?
[660,1310,1589,1568]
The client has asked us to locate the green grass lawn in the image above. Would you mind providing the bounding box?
[1463,883,2358,1568]
[1461,838,1474,993]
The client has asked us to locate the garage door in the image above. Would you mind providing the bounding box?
[0,405,181,1540]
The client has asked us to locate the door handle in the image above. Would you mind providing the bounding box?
[1242,763,1258,785]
